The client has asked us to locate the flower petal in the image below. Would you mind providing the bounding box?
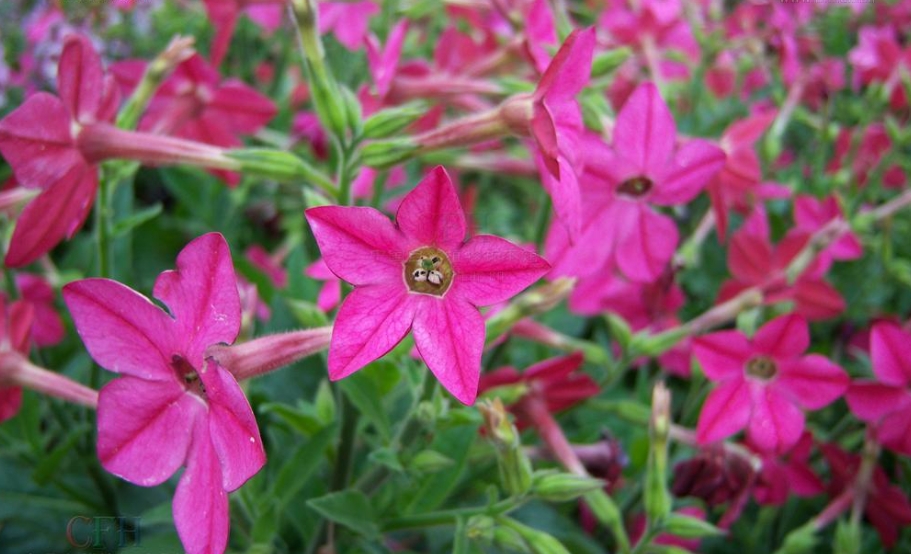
[753,314,809,359]
[792,279,845,321]
[413,296,485,405]
[651,140,726,206]
[873,408,911,457]
[775,354,848,409]
[612,83,676,174]
[57,34,106,125]
[535,27,595,103]
[5,163,97,267]
[727,230,773,285]
[614,202,678,282]
[535,152,581,237]
[696,378,751,444]
[96,377,200,486]
[395,166,466,251]
[305,205,405,286]
[0,93,83,190]
[451,235,550,306]
[0,386,22,423]
[209,82,277,134]
[747,385,804,454]
[152,233,241,366]
[871,322,911,386]
[846,381,911,422]
[63,278,175,381]
[173,416,229,554]
[693,330,752,381]
[199,361,265,492]
[327,284,416,380]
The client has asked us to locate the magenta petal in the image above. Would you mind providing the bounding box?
[870,322,911,386]
[775,354,848,409]
[873,408,911,457]
[792,280,845,321]
[16,274,65,347]
[210,82,277,134]
[173,417,229,554]
[5,163,97,267]
[651,140,726,206]
[63,278,175,381]
[451,235,550,306]
[693,330,752,381]
[57,34,105,125]
[396,166,467,251]
[697,378,751,444]
[0,93,83,189]
[846,381,911,422]
[199,361,265,492]
[305,206,405,285]
[612,83,676,174]
[413,296,484,405]
[535,28,595,103]
[727,231,773,284]
[327,284,416,380]
[535,152,581,237]
[747,385,804,453]
[96,377,200,486]
[614,203,678,282]
[0,386,23,423]
[753,314,809,359]
[152,233,241,366]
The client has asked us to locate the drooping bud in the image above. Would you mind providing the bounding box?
[645,382,672,523]
[532,471,604,502]
[479,398,533,496]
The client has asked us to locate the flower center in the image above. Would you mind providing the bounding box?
[617,176,653,198]
[404,247,454,296]
[172,354,206,397]
[745,355,777,380]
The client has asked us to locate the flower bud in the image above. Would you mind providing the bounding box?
[479,399,533,496]
[591,47,632,77]
[532,471,604,502]
[408,449,455,473]
[645,382,671,522]
[662,513,724,539]
[363,103,428,139]
[361,139,420,169]
[227,148,336,193]
[772,522,817,554]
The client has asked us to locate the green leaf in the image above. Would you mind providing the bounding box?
[308,490,379,538]
[271,425,336,510]
[111,203,163,237]
[340,369,392,441]
[31,424,90,485]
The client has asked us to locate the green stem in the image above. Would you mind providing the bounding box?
[381,498,520,531]
[95,168,113,279]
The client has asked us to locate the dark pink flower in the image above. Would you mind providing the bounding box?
[752,432,824,505]
[822,443,911,549]
[0,34,118,266]
[848,25,910,110]
[793,195,862,265]
[245,245,288,289]
[203,0,285,66]
[319,1,380,51]
[112,54,276,184]
[846,322,911,457]
[0,297,34,422]
[305,166,550,404]
[694,314,848,453]
[719,207,846,321]
[63,233,265,554]
[826,124,905,189]
[15,273,64,347]
[479,352,598,428]
[547,83,725,282]
[304,258,341,313]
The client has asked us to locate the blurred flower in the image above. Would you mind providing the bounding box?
[751,431,824,505]
[203,0,285,66]
[694,313,848,453]
[319,1,380,51]
[63,233,264,554]
[822,443,911,548]
[305,166,549,404]
[547,83,725,282]
[15,273,64,347]
[846,322,911,457]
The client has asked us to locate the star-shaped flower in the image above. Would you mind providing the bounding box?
[694,314,848,453]
[63,233,265,554]
[305,166,550,404]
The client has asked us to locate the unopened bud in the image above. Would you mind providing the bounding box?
[645,382,672,522]
[408,449,455,473]
[532,471,604,502]
[772,522,817,554]
[662,513,724,539]
[479,399,533,496]
[361,138,419,169]
[604,313,633,349]
[501,518,571,554]
[363,103,428,139]
[227,148,336,193]
[591,47,632,77]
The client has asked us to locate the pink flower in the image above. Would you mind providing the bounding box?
[0,34,118,266]
[0,296,33,422]
[15,273,64,347]
[752,432,824,505]
[793,194,862,265]
[245,245,288,289]
[822,443,911,549]
[319,1,380,51]
[111,54,275,186]
[846,322,911,457]
[203,0,285,66]
[479,352,598,428]
[718,207,847,321]
[305,166,550,404]
[63,233,265,554]
[547,83,725,282]
[694,314,848,453]
[304,258,341,313]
